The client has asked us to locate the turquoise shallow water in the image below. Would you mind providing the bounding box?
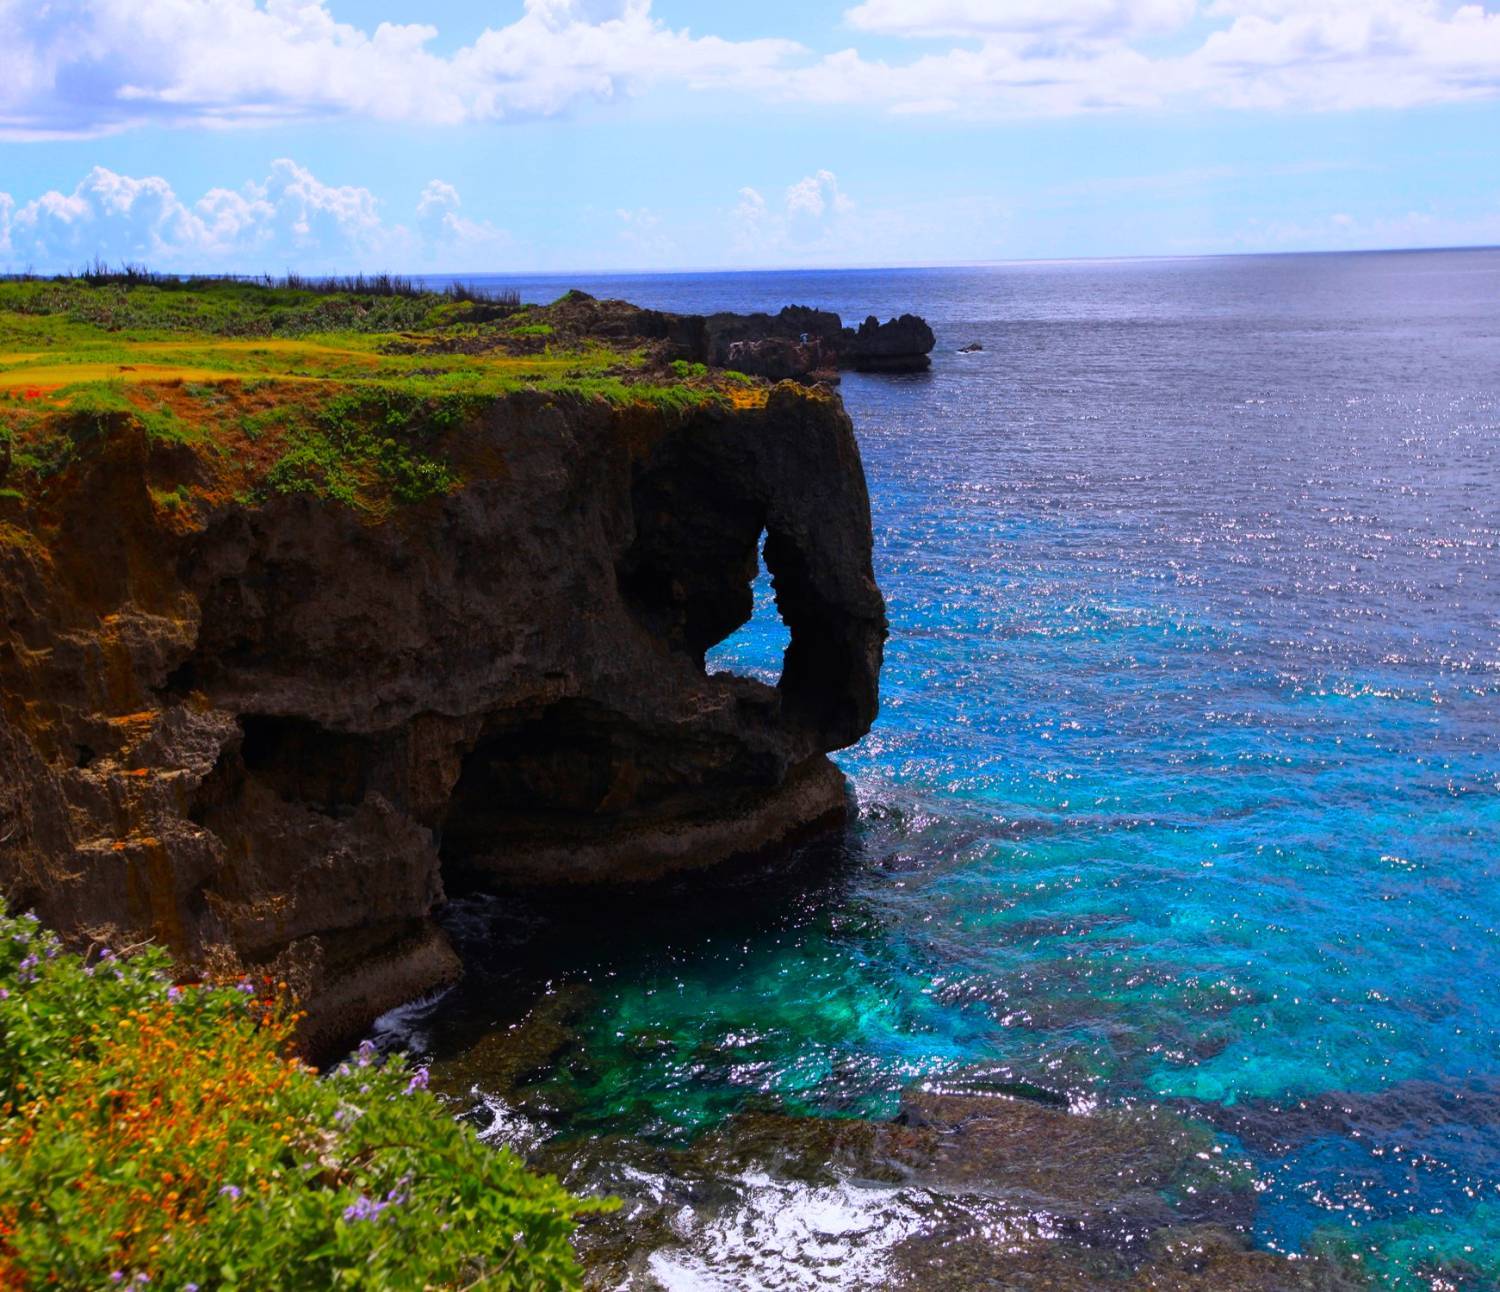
[407,251,1500,1285]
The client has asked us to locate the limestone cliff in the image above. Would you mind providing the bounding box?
[0,382,885,1054]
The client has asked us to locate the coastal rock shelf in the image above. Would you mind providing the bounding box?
[0,281,887,1053]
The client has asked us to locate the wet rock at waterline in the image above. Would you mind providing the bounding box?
[504,1087,1363,1290]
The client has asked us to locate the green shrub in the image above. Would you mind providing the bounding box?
[669,360,708,380]
[261,388,477,507]
[0,903,603,1289]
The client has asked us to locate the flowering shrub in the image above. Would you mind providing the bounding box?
[0,905,602,1289]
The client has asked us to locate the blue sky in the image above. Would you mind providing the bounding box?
[1,0,1498,273]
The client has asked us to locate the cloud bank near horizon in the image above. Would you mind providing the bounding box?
[0,161,881,274]
[5,156,1493,276]
[0,161,514,273]
[3,0,1500,141]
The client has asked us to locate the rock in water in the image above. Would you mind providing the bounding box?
[701,305,934,376]
[0,381,886,1055]
[842,314,938,373]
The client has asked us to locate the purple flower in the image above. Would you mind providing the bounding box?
[184,1285,199,1291]
[0,988,9,1001]
[235,978,255,995]
[342,1194,390,1223]
[219,1185,242,1200]
[98,948,114,961]
[355,1040,376,1068]
[167,986,183,1002]
[110,1274,124,1285]
[405,1066,430,1094]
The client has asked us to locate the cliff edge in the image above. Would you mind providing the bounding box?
[0,280,887,1053]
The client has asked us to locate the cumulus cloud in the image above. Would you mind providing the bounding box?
[829,0,1500,114]
[0,0,801,138]
[416,180,511,264]
[785,170,855,221]
[731,171,859,262]
[1,0,1498,134]
[0,162,510,273]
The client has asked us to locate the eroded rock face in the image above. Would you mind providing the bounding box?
[0,383,886,1053]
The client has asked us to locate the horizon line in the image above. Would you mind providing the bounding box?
[7,242,1496,284]
[409,241,1500,280]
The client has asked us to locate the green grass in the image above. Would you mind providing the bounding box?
[0,279,764,513]
[0,277,465,341]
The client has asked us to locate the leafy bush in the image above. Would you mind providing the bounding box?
[0,904,601,1289]
[262,389,477,508]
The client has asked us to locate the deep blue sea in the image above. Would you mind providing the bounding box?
[411,251,1500,1287]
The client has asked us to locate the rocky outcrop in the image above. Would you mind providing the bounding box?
[700,305,934,376]
[722,336,832,383]
[510,297,936,379]
[0,382,885,1054]
[841,314,937,373]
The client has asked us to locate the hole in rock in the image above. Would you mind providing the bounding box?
[706,535,791,686]
[238,715,374,814]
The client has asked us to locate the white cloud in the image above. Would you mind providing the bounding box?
[785,170,855,221]
[730,170,860,262]
[1,0,1498,136]
[1232,203,1500,251]
[783,0,1500,116]
[0,162,511,273]
[845,0,1197,43]
[0,0,801,138]
[1185,0,1500,111]
[415,179,511,265]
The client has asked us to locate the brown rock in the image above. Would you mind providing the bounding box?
[0,382,886,1054]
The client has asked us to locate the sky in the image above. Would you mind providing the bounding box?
[0,0,1498,273]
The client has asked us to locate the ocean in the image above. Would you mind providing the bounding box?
[396,250,1500,1288]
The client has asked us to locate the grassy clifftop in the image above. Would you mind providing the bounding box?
[0,276,761,516]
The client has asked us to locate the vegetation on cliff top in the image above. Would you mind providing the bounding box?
[0,276,766,515]
[0,901,603,1289]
